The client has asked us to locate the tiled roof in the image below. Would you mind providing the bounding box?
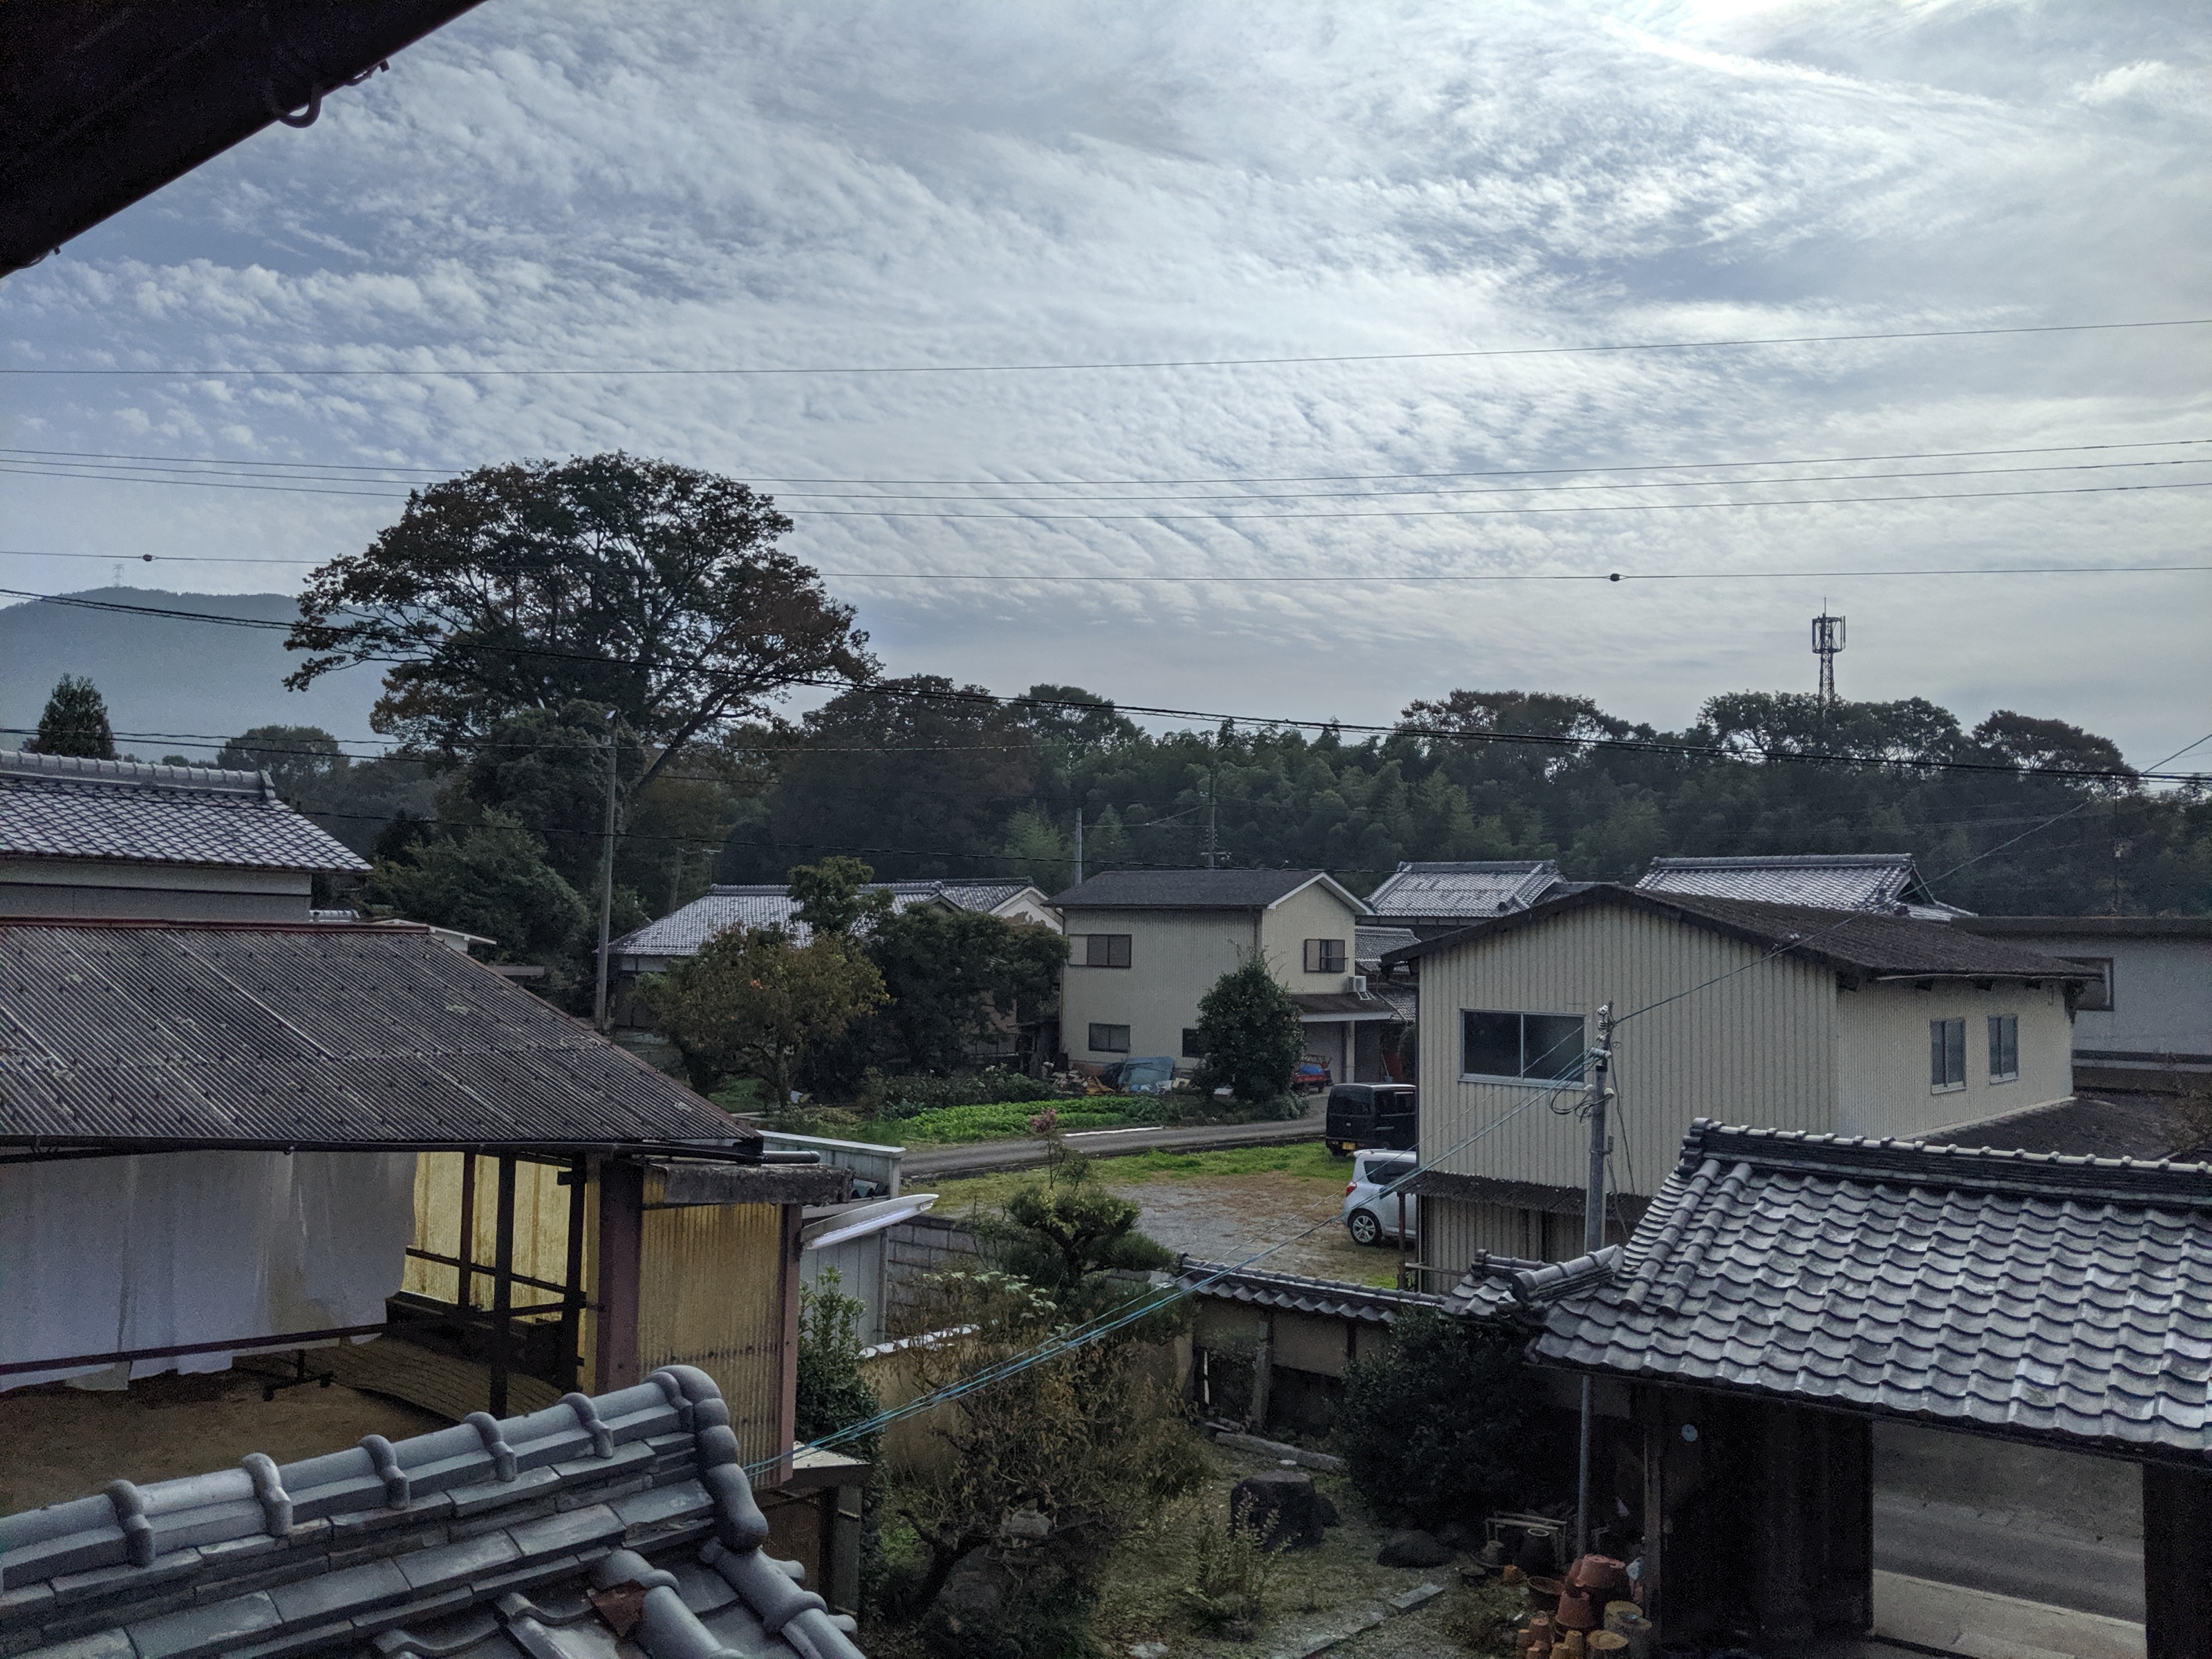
[1289,991,1397,1018]
[1047,868,1362,911]
[1364,861,1562,921]
[611,879,1037,961]
[1356,924,1420,968]
[1519,1120,2212,1459]
[1635,852,1962,917]
[1174,1259,1450,1324]
[0,920,763,1154]
[1382,885,2090,981]
[0,1365,865,1658]
[0,749,367,874]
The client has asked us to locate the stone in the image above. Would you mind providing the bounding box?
[1227,1471,1328,1551]
[1129,1644,1170,1658]
[1386,1581,1445,1613]
[1375,1529,1453,1568]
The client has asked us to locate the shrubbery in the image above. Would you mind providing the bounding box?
[1335,1310,1544,1531]
[859,1066,1067,1118]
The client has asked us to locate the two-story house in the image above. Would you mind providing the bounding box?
[1380,883,2089,1271]
[1048,868,1391,1082]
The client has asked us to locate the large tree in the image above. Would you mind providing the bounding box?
[216,724,347,800]
[30,675,115,759]
[283,453,875,790]
[643,924,887,1100]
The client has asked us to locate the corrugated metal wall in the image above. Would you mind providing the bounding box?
[404,1152,570,1313]
[637,1201,787,1472]
[1418,905,1838,1197]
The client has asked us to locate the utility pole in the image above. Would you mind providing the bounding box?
[1573,1002,1615,1561]
[1073,809,1084,887]
[1203,752,1219,869]
[592,723,619,1031]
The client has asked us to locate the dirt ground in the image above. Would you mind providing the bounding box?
[0,1365,444,1514]
[1115,1171,1404,1285]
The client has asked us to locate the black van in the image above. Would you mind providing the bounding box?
[1323,1084,1416,1156]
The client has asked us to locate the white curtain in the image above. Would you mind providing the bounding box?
[0,1150,417,1391]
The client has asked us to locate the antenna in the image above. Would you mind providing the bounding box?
[1811,604,1846,709]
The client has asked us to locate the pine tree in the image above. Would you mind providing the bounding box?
[31,675,115,759]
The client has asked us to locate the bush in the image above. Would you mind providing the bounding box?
[1192,958,1306,1103]
[1335,1311,1541,1531]
[1179,1489,1288,1636]
[860,1067,1067,1119]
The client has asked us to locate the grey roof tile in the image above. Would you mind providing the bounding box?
[610,879,1013,959]
[1173,1258,1449,1324]
[1635,852,1953,913]
[1049,867,1354,912]
[1364,861,1562,921]
[1521,1120,2212,1459]
[0,751,366,874]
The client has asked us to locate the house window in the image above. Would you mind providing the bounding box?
[1181,1028,1207,1058]
[1082,933,1132,968]
[1988,1015,2019,1082]
[1088,1023,1131,1053]
[1930,1018,1967,1091]
[1460,1010,1586,1083]
[2065,957,2114,1011]
[1304,938,1347,975]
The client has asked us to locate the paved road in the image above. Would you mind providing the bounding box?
[1872,1490,2144,1624]
[900,1101,1327,1179]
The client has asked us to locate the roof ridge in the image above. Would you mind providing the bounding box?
[1,749,271,797]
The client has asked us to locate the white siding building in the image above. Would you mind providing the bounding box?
[1381,885,2089,1272]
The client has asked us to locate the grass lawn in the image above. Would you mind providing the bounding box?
[717,1094,1170,1148]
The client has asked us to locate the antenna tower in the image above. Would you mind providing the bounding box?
[1810,606,1846,710]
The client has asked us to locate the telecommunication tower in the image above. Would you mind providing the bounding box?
[1811,607,1846,709]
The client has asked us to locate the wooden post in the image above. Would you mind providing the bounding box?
[776,1200,805,1483]
[558,1156,588,1392]
[1638,1386,1667,1634]
[2144,1461,2212,1659]
[593,1158,644,1394]
[456,1152,478,1308]
[1250,1315,1273,1432]
[488,1153,516,1418]
[1754,1403,1814,1651]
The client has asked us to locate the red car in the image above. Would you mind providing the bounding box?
[1293,1056,1332,1094]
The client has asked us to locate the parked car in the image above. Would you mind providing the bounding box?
[1323,1082,1416,1157]
[1343,1150,1418,1246]
[1101,1056,1176,1094]
[1293,1055,1332,1094]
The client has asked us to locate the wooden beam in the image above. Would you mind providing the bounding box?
[488,1153,516,1418]
[593,1158,644,1394]
[559,1156,588,1392]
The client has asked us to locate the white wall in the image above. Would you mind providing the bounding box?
[1416,901,1840,1197]
[1257,881,1369,993]
[1060,906,1259,1061]
[1835,980,2073,1140]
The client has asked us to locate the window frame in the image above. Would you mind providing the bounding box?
[1303,937,1347,975]
[1929,1017,1967,1092]
[1458,1009,1588,1085]
[1987,1014,2020,1083]
[1087,1022,1132,1054]
[1081,933,1133,969]
[1181,1027,1207,1058]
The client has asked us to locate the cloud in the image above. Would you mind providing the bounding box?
[1,0,2206,760]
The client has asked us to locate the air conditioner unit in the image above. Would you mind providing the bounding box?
[1349,975,1368,995]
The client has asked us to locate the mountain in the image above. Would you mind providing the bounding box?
[1,588,383,758]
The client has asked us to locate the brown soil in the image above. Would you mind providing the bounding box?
[1116,1172,1406,1285]
[0,1366,444,1514]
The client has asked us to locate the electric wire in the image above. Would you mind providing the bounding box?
[2,587,2199,784]
[8,314,2207,379]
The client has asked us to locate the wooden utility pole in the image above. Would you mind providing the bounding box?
[592,724,619,1030]
[1574,1003,1615,1559]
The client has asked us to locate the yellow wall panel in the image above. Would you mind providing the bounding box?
[637,1201,788,1473]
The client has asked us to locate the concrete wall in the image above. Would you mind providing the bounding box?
[0,856,312,920]
[2006,932,2206,1059]
[1835,979,2073,1140]
[1416,901,1840,1198]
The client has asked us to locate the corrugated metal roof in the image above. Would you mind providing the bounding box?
[1383,885,2090,981]
[0,749,366,874]
[0,921,756,1152]
[1520,1121,2212,1459]
[1636,852,1962,915]
[1049,868,1363,911]
[1365,861,1562,921]
[1175,1258,1449,1324]
[0,1365,866,1657]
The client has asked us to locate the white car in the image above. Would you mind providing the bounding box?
[1343,1150,1418,1246]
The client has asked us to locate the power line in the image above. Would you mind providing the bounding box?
[8,315,2208,379]
[4,458,2205,517]
[6,547,2205,583]
[7,434,2209,487]
[3,585,2200,784]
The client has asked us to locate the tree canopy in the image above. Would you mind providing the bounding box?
[1192,957,1306,1104]
[31,675,115,759]
[284,453,874,787]
[642,924,888,1100]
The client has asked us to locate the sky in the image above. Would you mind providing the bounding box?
[5,0,2209,763]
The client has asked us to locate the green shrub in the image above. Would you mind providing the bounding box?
[1335,1310,1542,1531]
[860,1067,1067,1119]
[1179,1490,1288,1636]
[1191,958,1305,1103]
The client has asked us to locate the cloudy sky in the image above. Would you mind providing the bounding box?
[5,0,2208,762]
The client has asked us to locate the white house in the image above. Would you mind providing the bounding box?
[1950,915,2211,1087]
[611,878,1059,977]
[1381,883,2090,1271]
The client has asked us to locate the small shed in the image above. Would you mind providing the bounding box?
[1486,1120,2212,1659]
